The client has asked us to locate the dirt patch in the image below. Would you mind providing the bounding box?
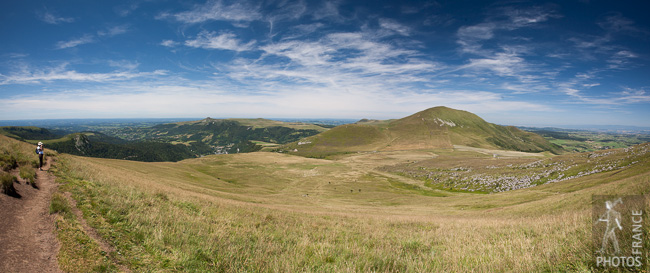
[0,158,61,272]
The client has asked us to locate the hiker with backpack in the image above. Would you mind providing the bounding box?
[36,142,44,171]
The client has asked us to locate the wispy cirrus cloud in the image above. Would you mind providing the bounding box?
[160,40,179,47]
[598,13,648,35]
[607,50,639,69]
[107,60,140,71]
[159,0,262,24]
[0,63,166,85]
[378,18,411,36]
[616,87,650,103]
[255,31,438,81]
[185,31,256,51]
[55,35,95,49]
[568,13,646,64]
[38,11,74,24]
[461,52,526,78]
[55,25,130,49]
[452,5,563,95]
[98,25,130,37]
[456,6,559,55]
[554,70,650,106]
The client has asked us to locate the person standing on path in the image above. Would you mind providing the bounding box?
[36,142,44,171]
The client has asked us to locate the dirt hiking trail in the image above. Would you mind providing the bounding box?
[0,158,62,273]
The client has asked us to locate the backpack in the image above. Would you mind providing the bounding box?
[35,148,39,154]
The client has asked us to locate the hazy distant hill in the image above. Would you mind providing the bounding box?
[0,126,66,141]
[282,106,564,157]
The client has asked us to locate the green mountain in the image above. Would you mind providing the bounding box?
[113,118,329,154]
[282,106,564,157]
[41,133,199,162]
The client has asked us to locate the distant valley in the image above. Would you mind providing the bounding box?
[0,118,330,162]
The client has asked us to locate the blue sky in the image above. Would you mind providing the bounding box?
[1,0,649,126]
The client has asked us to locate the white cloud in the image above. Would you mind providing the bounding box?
[462,52,525,77]
[607,50,638,69]
[250,31,439,88]
[311,0,343,21]
[98,25,129,37]
[456,23,496,55]
[0,63,166,85]
[378,18,411,36]
[456,6,558,55]
[260,40,334,66]
[266,0,308,22]
[107,60,140,71]
[55,35,95,49]
[163,0,262,24]
[115,2,140,17]
[501,6,560,28]
[39,11,74,24]
[616,88,650,103]
[282,23,326,40]
[185,31,255,51]
[3,53,29,59]
[161,40,179,47]
[556,73,650,106]
[55,26,128,50]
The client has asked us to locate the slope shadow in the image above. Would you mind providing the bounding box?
[3,182,22,198]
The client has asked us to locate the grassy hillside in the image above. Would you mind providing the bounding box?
[281,107,563,157]
[47,139,650,272]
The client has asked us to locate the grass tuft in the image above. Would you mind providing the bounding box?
[50,192,73,219]
[19,166,36,187]
[1,171,18,196]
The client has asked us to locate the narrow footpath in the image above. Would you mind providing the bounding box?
[0,158,61,273]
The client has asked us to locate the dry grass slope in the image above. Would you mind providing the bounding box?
[47,140,650,272]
